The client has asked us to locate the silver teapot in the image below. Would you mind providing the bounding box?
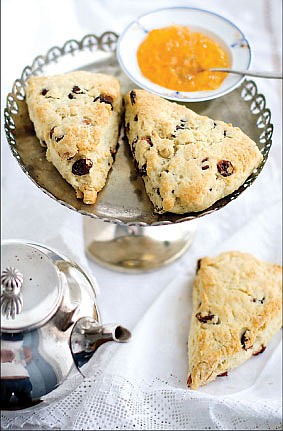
[1,240,131,411]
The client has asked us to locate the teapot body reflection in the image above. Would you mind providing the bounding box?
[1,240,131,411]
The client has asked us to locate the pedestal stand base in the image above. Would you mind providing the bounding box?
[83,218,198,272]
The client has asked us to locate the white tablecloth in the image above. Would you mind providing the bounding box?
[1,0,282,429]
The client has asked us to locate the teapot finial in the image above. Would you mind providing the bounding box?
[1,267,24,319]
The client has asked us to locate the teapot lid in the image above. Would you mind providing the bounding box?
[1,240,63,332]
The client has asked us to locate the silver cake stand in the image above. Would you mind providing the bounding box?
[4,32,273,272]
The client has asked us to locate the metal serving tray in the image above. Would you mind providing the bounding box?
[4,32,273,227]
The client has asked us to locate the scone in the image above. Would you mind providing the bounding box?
[25,71,122,204]
[187,251,282,390]
[124,89,263,214]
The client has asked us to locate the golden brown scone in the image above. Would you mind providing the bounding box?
[187,251,282,390]
[25,71,122,204]
[124,89,263,214]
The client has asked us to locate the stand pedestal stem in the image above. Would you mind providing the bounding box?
[83,218,198,272]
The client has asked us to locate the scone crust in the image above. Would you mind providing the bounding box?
[124,89,263,214]
[26,71,122,204]
[188,251,282,389]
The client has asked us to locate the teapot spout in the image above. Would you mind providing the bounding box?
[93,323,132,343]
[70,317,131,370]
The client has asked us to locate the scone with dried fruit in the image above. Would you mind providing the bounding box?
[25,71,122,204]
[124,89,263,214]
[187,251,282,389]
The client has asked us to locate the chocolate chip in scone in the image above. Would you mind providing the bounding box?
[213,122,217,128]
[241,331,248,349]
[55,135,64,142]
[72,158,93,176]
[176,124,186,130]
[72,85,84,94]
[93,94,113,110]
[217,160,234,177]
[252,345,266,356]
[125,122,130,132]
[196,312,214,323]
[196,312,219,324]
[130,90,136,105]
[68,93,75,99]
[134,114,138,121]
[252,297,265,304]
[41,88,49,96]
[50,127,55,139]
[223,130,227,137]
[201,157,210,170]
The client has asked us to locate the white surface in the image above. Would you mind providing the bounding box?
[1,0,282,429]
[117,7,251,101]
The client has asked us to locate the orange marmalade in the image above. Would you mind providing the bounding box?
[137,25,231,92]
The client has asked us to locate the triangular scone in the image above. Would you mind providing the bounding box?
[25,71,122,204]
[187,251,282,390]
[124,90,263,214]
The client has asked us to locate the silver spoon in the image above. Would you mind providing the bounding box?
[209,68,282,79]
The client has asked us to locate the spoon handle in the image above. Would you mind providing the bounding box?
[210,68,283,79]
